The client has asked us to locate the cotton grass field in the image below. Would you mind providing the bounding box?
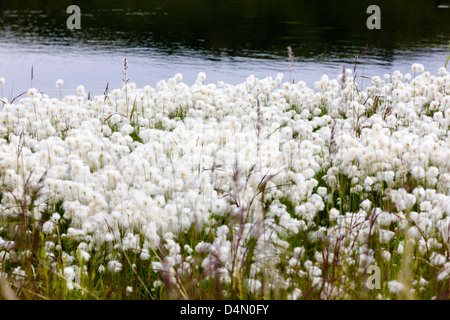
[0,62,449,300]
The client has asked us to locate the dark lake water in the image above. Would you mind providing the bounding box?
[1,0,450,98]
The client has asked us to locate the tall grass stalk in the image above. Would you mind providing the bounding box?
[287,46,295,84]
[444,41,450,68]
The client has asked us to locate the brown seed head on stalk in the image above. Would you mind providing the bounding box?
[287,46,295,83]
[123,58,129,84]
[341,65,347,90]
